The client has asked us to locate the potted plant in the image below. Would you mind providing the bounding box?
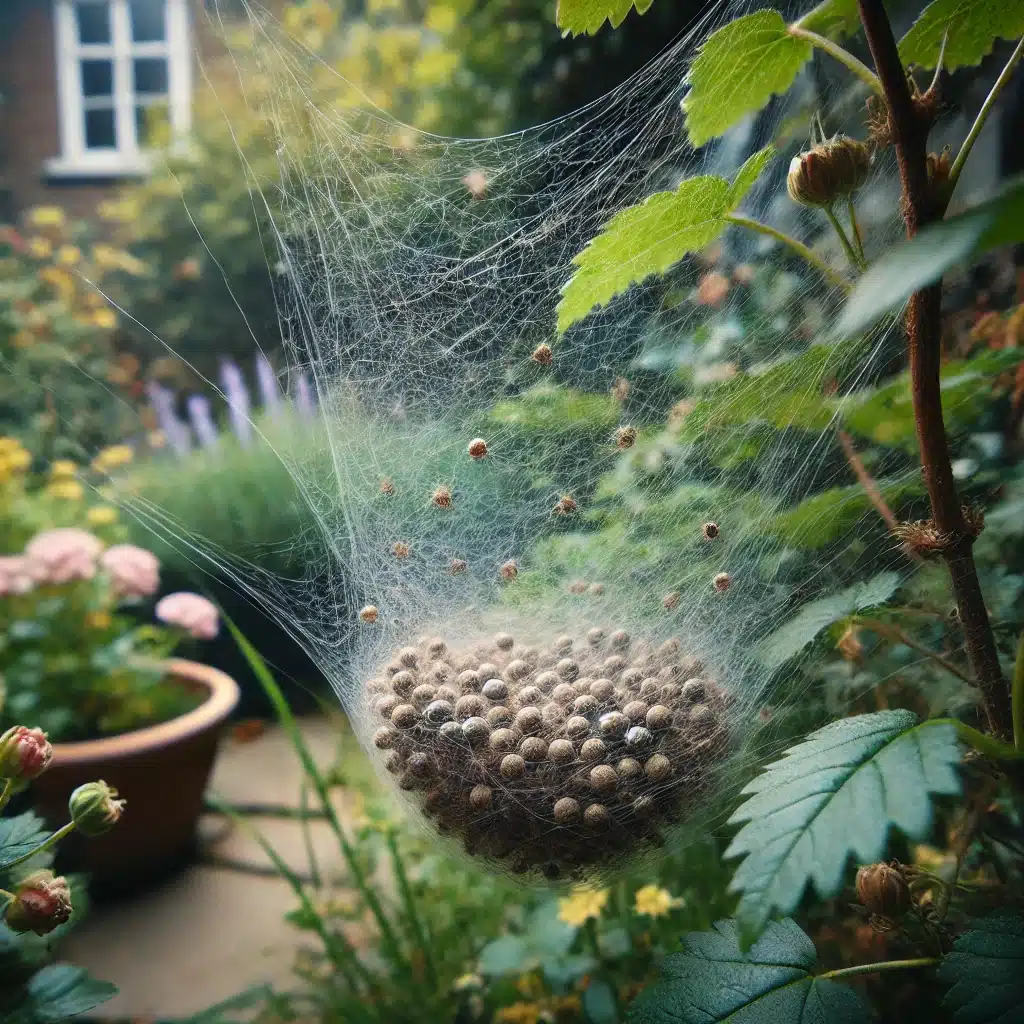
[0,438,239,890]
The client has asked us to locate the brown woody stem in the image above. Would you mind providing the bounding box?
[857,0,1012,738]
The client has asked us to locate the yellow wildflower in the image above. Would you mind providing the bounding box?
[425,4,458,34]
[0,437,24,454]
[56,245,82,266]
[97,197,140,222]
[27,206,66,228]
[4,448,31,472]
[86,506,118,527]
[47,479,84,501]
[50,460,78,478]
[85,610,112,630]
[27,236,53,260]
[633,884,684,919]
[93,444,134,472]
[39,266,77,304]
[89,308,117,330]
[557,886,609,927]
[495,1004,540,1024]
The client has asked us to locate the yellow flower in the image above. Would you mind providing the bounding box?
[5,448,31,473]
[50,459,78,478]
[92,444,133,472]
[27,236,53,259]
[495,1004,540,1024]
[633,884,684,919]
[0,437,23,454]
[56,244,82,266]
[86,505,118,527]
[39,266,77,304]
[27,206,66,228]
[47,479,84,501]
[425,4,458,34]
[85,610,112,630]
[97,198,140,222]
[89,308,117,330]
[557,886,609,927]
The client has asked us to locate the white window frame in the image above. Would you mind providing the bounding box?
[46,0,191,177]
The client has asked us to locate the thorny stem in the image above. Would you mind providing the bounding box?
[819,957,939,980]
[947,37,1024,200]
[788,24,884,96]
[858,0,1013,739]
[823,204,865,270]
[724,214,851,291]
[856,617,975,686]
[0,822,76,873]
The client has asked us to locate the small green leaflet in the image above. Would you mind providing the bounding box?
[833,178,1024,339]
[726,710,962,941]
[556,147,773,334]
[682,11,811,148]
[555,0,655,36]
[759,572,900,670]
[938,911,1024,1024]
[0,812,50,874]
[628,918,873,1023]
[899,0,1024,70]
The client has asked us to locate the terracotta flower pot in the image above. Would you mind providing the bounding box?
[30,659,239,893]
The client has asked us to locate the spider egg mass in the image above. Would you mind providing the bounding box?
[364,625,729,880]
[468,438,488,459]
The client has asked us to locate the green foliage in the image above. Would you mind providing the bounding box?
[726,711,962,939]
[938,912,1024,1024]
[759,572,900,670]
[796,0,863,38]
[0,813,49,873]
[682,12,812,148]
[1,964,118,1024]
[629,918,872,1024]
[898,0,1024,70]
[555,0,656,36]
[556,147,773,333]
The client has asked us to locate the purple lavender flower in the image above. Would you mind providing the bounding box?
[255,354,282,418]
[220,360,252,447]
[146,382,192,456]
[187,394,219,448]
[295,371,316,420]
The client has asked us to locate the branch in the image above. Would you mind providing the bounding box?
[856,616,975,686]
[820,957,939,981]
[857,0,1012,739]
[788,25,884,95]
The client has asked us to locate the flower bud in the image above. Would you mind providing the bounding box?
[0,725,52,781]
[3,870,72,935]
[856,862,911,919]
[68,780,126,836]
[787,137,871,207]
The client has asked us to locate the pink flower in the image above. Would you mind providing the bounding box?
[0,556,34,596]
[101,544,160,599]
[155,592,219,640]
[696,272,730,307]
[24,528,102,585]
[0,725,53,781]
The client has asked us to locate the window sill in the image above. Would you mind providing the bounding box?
[43,154,153,180]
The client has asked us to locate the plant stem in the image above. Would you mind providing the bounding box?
[823,204,865,269]
[788,24,884,95]
[856,617,974,685]
[837,430,899,532]
[0,779,14,816]
[820,956,939,981]
[385,829,438,991]
[0,822,76,874]
[0,887,14,901]
[846,196,867,264]
[858,0,1012,739]
[724,213,851,291]
[947,37,1024,200]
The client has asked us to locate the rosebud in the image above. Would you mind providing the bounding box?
[0,725,52,781]
[787,137,871,207]
[68,780,126,836]
[3,870,72,935]
[856,862,911,919]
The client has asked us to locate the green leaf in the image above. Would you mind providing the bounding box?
[899,0,1024,70]
[479,934,531,976]
[759,572,900,670]
[555,0,655,36]
[556,148,774,332]
[583,980,618,1023]
[796,0,863,39]
[834,177,1024,339]
[22,964,117,1021]
[726,711,962,941]
[938,911,1024,1023]
[628,918,873,1023]
[683,11,811,147]
[0,812,50,873]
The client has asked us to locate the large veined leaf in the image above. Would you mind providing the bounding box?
[628,918,873,1023]
[6,964,118,1023]
[834,177,1024,339]
[727,710,962,941]
[555,0,655,35]
[759,572,900,670]
[899,0,1024,70]
[682,11,812,147]
[556,147,773,333]
[938,911,1024,1024]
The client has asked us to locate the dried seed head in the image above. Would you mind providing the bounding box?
[500,560,518,580]
[856,863,911,919]
[467,437,488,459]
[531,343,553,365]
[663,591,681,610]
[553,495,578,516]
[393,541,411,559]
[432,485,453,509]
[702,521,719,540]
[615,425,638,450]
[449,558,468,575]
[713,572,731,592]
[379,477,395,495]
[359,604,379,623]
[787,136,871,207]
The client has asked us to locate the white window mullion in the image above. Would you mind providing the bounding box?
[53,0,86,164]
[111,0,137,157]
[166,0,192,137]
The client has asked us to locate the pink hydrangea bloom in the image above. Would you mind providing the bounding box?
[24,528,102,585]
[0,555,35,596]
[155,592,219,640]
[101,544,160,599]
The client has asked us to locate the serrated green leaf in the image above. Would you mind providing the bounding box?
[628,918,873,1023]
[555,0,655,35]
[21,964,117,1022]
[795,0,863,39]
[938,911,1024,1023]
[726,711,962,941]
[729,145,776,207]
[759,572,900,670]
[0,812,50,873]
[683,11,812,148]
[899,0,1024,70]
[834,178,1024,339]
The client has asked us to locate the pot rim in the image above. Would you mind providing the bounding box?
[49,658,240,765]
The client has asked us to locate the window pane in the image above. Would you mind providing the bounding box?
[129,0,166,42]
[133,57,168,95]
[75,2,111,44]
[84,107,116,149]
[81,59,113,97]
